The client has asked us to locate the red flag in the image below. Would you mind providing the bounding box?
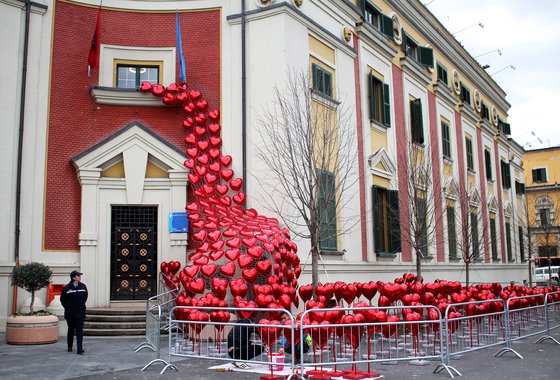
[88,6,101,74]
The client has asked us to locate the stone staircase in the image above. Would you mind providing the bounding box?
[84,307,146,336]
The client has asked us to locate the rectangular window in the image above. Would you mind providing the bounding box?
[471,212,480,260]
[460,82,471,105]
[498,119,511,135]
[410,98,424,144]
[538,246,558,257]
[417,197,428,257]
[484,149,492,180]
[490,218,498,261]
[500,160,511,189]
[369,74,391,127]
[481,103,489,120]
[465,137,474,171]
[402,31,434,67]
[312,63,333,98]
[116,64,159,89]
[540,208,550,226]
[318,170,337,252]
[437,63,448,85]
[532,168,547,183]
[447,206,457,259]
[441,121,451,159]
[505,222,513,262]
[519,226,525,262]
[372,186,401,253]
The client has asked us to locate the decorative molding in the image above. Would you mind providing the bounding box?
[459,101,480,125]
[488,195,498,213]
[400,56,432,87]
[368,148,397,181]
[444,178,459,201]
[468,188,481,207]
[432,82,456,108]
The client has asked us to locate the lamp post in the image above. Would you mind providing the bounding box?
[474,49,502,59]
[452,22,484,36]
[490,65,515,77]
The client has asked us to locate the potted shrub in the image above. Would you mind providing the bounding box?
[6,262,59,345]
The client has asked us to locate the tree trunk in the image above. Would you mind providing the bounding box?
[30,292,35,314]
[311,245,319,300]
[465,261,470,287]
[416,247,422,278]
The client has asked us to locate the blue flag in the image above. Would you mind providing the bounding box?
[176,12,187,83]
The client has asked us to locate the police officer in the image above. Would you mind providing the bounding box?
[60,270,88,354]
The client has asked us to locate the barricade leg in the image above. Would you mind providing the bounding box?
[433,323,461,378]
[494,310,523,359]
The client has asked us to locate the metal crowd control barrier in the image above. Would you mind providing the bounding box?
[503,294,546,355]
[536,291,560,345]
[298,305,453,379]
[161,306,297,378]
[435,299,510,377]
[134,274,179,371]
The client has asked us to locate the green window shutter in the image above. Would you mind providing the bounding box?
[312,63,319,91]
[383,83,391,127]
[411,99,424,144]
[324,70,332,97]
[359,0,366,13]
[466,138,474,170]
[506,163,511,188]
[418,46,434,68]
[447,207,457,259]
[485,150,492,180]
[381,14,394,38]
[388,190,401,253]
[490,219,498,260]
[542,169,547,182]
[518,226,525,262]
[368,74,374,120]
[471,213,480,259]
[502,122,511,135]
[372,186,382,252]
[318,171,337,251]
[505,223,512,262]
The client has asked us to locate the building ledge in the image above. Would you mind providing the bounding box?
[90,86,171,107]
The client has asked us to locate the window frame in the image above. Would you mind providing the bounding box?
[519,226,525,262]
[500,160,511,189]
[532,168,547,183]
[115,62,161,89]
[505,222,513,262]
[471,212,480,260]
[372,185,401,254]
[481,103,490,120]
[490,218,499,261]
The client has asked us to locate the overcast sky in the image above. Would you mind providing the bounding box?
[425,0,560,150]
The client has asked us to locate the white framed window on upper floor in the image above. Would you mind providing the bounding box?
[91,45,176,106]
[410,98,424,144]
[460,82,471,106]
[360,0,394,38]
[465,136,475,172]
[484,147,493,181]
[441,119,451,160]
[312,63,333,98]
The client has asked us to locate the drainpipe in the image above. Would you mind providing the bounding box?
[241,0,247,197]
[12,0,32,314]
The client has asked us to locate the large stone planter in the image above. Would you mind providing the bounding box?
[5,315,59,345]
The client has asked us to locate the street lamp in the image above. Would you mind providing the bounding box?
[452,22,484,36]
[490,65,516,77]
[474,49,502,59]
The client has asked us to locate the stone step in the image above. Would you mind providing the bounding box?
[84,321,146,330]
[84,328,145,336]
[87,308,145,316]
[85,314,146,322]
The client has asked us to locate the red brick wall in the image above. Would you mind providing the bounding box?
[44,2,220,250]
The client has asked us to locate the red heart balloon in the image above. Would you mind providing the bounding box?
[237,254,254,269]
[219,262,236,277]
[219,155,232,167]
[230,178,243,191]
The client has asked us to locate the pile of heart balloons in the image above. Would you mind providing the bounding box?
[143,81,303,316]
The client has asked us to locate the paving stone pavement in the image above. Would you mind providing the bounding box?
[0,331,559,380]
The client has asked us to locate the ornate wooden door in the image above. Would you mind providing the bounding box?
[110,206,158,301]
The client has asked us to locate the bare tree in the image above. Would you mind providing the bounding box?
[253,71,359,294]
[397,137,444,278]
[453,188,487,286]
[518,194,534,286]
[532,194,560,286]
